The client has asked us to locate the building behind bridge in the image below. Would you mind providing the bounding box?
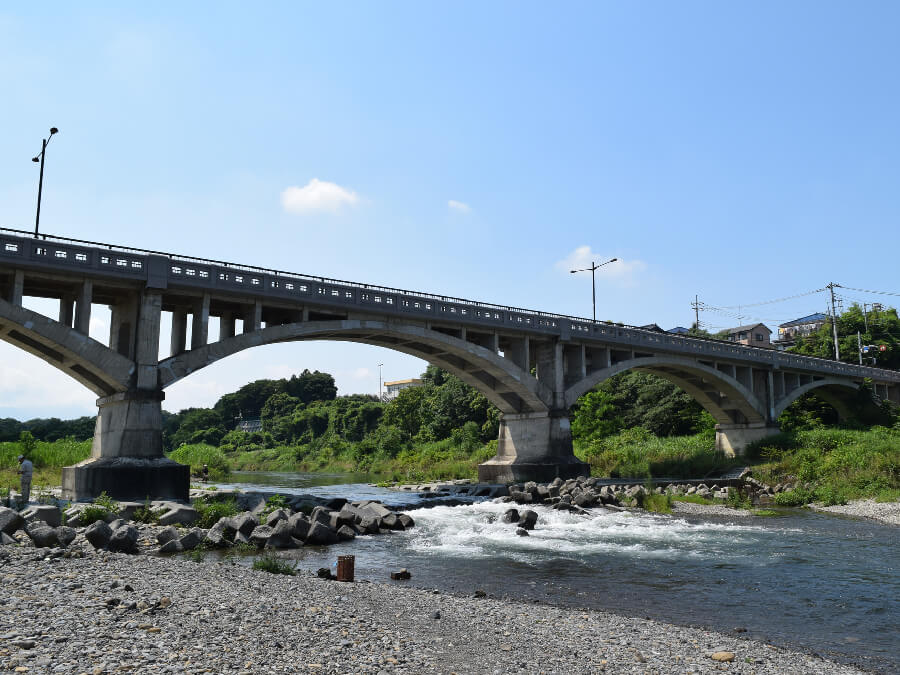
[774,313,828,350]
[382,378,424,401]
[723,323,772,348]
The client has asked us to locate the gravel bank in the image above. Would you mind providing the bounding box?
[808,499,900,526]
[0,545,871,675]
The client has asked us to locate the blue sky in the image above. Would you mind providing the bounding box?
[2,2,899,419]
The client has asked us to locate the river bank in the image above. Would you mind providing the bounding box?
[0,544,872,675]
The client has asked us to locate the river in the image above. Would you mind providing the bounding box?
[212,471,899,673]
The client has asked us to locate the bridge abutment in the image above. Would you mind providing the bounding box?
[477,411,589,483]
[715,422,781,457]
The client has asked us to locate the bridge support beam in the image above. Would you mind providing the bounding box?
[715,422,780,457]
[62,390,188,502]
[478,411,588,483]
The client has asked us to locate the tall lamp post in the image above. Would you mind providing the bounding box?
[32,126,59,238]
[570,257,617,322]
[378,363,384,401]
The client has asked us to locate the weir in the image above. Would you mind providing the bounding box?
[1,228,898,499]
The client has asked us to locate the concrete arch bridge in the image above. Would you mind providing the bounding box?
[2,228,898,500]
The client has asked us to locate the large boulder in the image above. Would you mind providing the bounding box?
[159,539,184,554]
[357,517,380,534]
[230,513,259,537]
[156,526,180,546]
[108,525,139,554]
[501,509,520,524]
[397,514,415,529]
[158,505,199,527]
[265,521,298,549]
[381,513,404,531]
[204,519,236,548]
[337,503,361,526]
[288,513,311,540]
[305,521,339,546]
[517,510,539,531]
[23,505,62,528]
[357,502,391,520]
[265,509,290,527]
[249,525,274,548]
[84,520,113,549]
[309,507,332,527]
[0,507,25,535]
[336,525,356,541]
[56,526,76,547]
[26,523,59,548]
[179,529,206,551]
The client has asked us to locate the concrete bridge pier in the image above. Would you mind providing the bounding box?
[62,390,189,502]
[714,422,781,457]
[477,411,589,483]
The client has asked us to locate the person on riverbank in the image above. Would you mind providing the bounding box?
[202,465,209,482]
[17,455,33,506]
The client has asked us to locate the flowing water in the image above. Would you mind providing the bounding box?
[212,473,899,673]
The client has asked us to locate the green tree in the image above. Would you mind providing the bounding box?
[571,390,622,441]
[790,303,900,369]
[284,369,337,405]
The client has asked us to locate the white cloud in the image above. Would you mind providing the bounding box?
[448,199,471,213]
[281,179,359,214]
[556,245,647,285]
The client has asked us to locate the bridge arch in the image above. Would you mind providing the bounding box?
[158,319,552,415]
[0,298,133,396]
[773,378,859,420]
[564,355,767,425]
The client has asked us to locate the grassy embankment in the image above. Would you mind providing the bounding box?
[4,426,898,508]
[0,439,90,497]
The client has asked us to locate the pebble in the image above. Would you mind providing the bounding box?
[0,545,872,674]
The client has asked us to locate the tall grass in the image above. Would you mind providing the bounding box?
[0,438,91,487]
[167,443,230,479]
[575,427,736,479]
[749,426,900,504]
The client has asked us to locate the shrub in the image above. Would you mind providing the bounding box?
[253,553,296,576]
[773,488,814,507]
[133,498,159,524]
[726,487,752,510]
[168,444,230,479]
[192,498,239,528]
[262,493,288,517]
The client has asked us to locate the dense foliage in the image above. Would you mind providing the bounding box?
[788,303,899,369]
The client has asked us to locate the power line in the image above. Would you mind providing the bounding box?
[716,287,827,309]
[836,284,900,298]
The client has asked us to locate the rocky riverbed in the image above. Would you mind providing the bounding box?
[0,543,873,675]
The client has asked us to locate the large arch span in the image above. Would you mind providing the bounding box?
[772,378,859,420]
[0,298,133,396]
[564,355,768,425]
[158,319,552,415]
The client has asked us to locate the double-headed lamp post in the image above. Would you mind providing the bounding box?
[570,257,617,322]
[32,126,59,238]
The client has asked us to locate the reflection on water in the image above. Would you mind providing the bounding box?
[209,472,899,674]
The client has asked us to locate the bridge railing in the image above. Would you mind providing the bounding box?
[2,227,899,384]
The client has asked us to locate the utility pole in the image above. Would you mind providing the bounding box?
[692,295,700,329]
[858,331,863,365]
[828,282,841,361]
[863,303,869,333]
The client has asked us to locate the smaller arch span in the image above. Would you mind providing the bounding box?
[158,319,552,415]
[773,378,860,420]
[564,355,767,425]
[0,298,134,396]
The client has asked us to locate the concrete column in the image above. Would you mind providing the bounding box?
[766,371,776,421]
[477,411,588,483]
[170,311,187,356]
[75,280,92,335]
[715,422,781,457]
[10,270,24,306]
[219,311,236,339]
[491,333,500,353]
[535,342,565,406]
[109,295,138,358]
[58,296,75,327]
[506,336,529,371]
[243,301,262,333]
[135,292,162,390]
[191,293,210,349]
[61,390,188,502]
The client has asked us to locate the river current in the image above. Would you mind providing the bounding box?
[213,472,899,673]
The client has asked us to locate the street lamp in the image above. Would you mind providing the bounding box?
[570,257,617,322]
[378,363,384,401]
[32,126,59,238]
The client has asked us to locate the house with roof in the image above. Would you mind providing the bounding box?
[723,323,772,348]
[774,312,828,349]
[667,326,691,335]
